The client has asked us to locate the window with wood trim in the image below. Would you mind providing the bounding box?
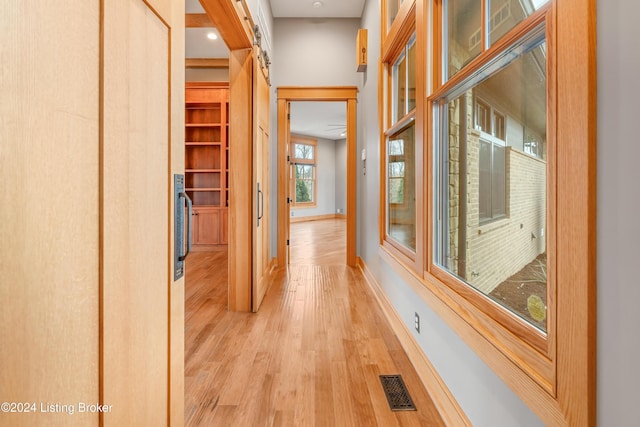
[434,1,550,333]
[388,139,406,204]
[381,0,420,267]
[387,0,403,30]
[384,32,418,254]
[424,0,594,424]
[379,0,595,424]
[387,121,416,250]
[290,137,317,207]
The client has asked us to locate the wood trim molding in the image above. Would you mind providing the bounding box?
[185,81,229,89]
[382,0,416,63]
[277,86,358,101]
[277,99,289,267]
[290,213,344,223]
[378,246,566,425]
[228,48,253,312]
[375,0,594,425]
[190,244,228,252]
[357,257,472,427]
[555,0,597,423]
[185,13,213,28]
[277,86,358,268]
[346,98,357,267]
[199,0,252,50]
[185,58,229,69]
[290,134,318,145]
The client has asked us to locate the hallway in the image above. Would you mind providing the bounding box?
[184,219,444,426]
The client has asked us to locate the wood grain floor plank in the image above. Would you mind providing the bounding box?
[184,219,445,426]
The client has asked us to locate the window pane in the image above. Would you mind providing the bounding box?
[407,38,416,112]
[494,112,506,140]
[389,140,404,155]
[492,144,506,217]
[489,0,550,46]
[295,165,315,203]
[435,39,548,331]
[295,180,313,202]
[294,143,314,160]
[447,0,482,79]
[389,178,404,204]
[387,122,416,250]
[393,53,407,123]
[303,181,314,202]
[389,161,405,178]
[479,140,491,220]
[387,0,402,30]
[476,99,491,133]
[296,165,313,179]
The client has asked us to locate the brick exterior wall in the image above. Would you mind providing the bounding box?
[445,93,546,294]
[466,142,547,293]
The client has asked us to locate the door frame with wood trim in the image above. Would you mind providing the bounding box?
[277,87,358,267]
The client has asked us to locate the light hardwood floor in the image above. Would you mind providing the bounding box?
[290,218,347,265]
[185,219,444,426]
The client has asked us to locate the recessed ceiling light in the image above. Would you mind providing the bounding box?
[207,32,218,40]
[312,1,323,8]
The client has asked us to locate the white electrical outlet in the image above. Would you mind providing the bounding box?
[414,312,420,333]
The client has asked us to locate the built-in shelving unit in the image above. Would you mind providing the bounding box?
[185,82,229,249]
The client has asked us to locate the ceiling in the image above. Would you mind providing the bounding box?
[185,0,366,58]
[185,0,357,140]
[185,0,229,58]
[290,102,347,141]
[270,0,365,18]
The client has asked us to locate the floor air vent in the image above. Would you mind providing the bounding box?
[379,375,416,411]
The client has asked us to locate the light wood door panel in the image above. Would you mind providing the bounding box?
[252,49,271,312]
[286,102,292,264]
[228,48,253,311]
[102,0,170,424]
[0,2,100,426]
[1,0,182,425]
[193,208,221,245]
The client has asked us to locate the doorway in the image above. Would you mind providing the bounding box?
[277,87,358,267]
[288,101,348,265]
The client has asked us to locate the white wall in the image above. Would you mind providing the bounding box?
[267,1,640,424]
[269,17,361,251]
[597,1,640,424]
[272,18,361,87]
[185,68,229,82]
[357,0,640,425]
[291,137,336,218]
[358,0,543,425]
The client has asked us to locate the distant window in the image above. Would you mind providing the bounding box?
[388,139,406,204]
[476,99,492,133]
[291,139,317,207]
[386,121,416,250]
[494,112,505,140]
[475,98,505,141]
[392,35,417,124]
[385,32,417,253]
[479,139,506,222]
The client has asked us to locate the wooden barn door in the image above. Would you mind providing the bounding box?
[252,50,271,312]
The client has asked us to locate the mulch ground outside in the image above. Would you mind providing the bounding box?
[489,253,547,331]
